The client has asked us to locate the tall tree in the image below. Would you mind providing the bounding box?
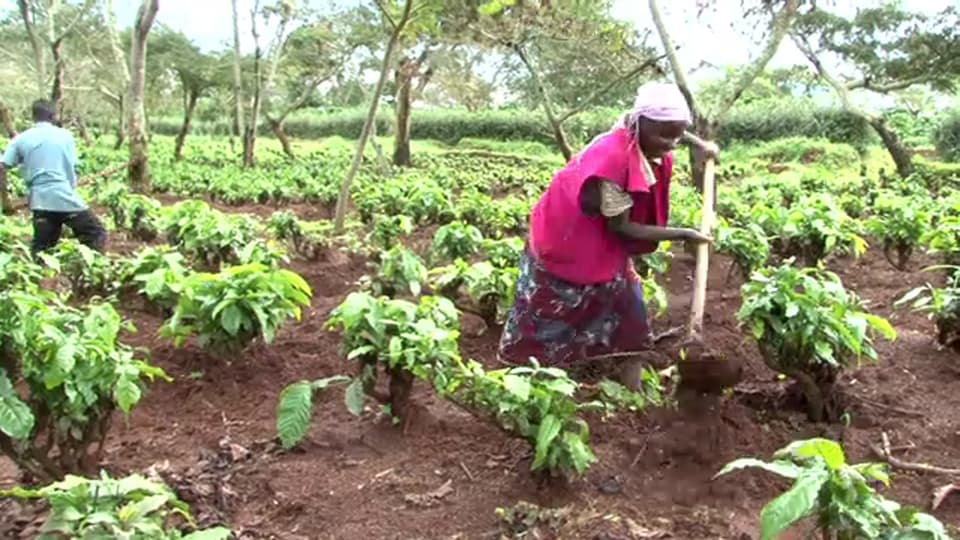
[648,0,798,192]
[230,0,245,144]
[127,0,159,193]
[16,0,97,114]
[791,4,960,178]
[392,48,433,166]
[266,16,356,159]
[333,0,419,232]
[93,0,130,149]
[238,0,298,167]
[151,30,220,160]
[473,0,663,160]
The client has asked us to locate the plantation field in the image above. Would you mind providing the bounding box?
[1,134,960,539]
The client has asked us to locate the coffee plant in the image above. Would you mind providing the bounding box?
[1,471,231,539]
[0,293,167,481]
[161,263,312,353]
[865,191,932,270]
[738,262,895,421]
[716,438,949,540]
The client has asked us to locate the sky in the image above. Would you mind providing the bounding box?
[106,0,953,86]
[117,0,803,73]
[3,0,955,106]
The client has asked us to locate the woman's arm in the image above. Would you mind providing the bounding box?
[606,211,710,243]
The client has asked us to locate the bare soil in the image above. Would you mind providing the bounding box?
[2,207,960,539]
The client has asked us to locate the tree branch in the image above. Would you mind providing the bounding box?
[870,432,960,476]
[714,0,798,120]
[55,0,95,42]
[374,0,397,30]
[648,0,695,114]
[556,55,665,124]
[847,75,933,93]
[790,30,877,122]
[275,72,333,123]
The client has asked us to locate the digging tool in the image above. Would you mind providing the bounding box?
[676,132,744,393]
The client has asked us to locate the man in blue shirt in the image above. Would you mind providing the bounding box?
[0,99,106,255]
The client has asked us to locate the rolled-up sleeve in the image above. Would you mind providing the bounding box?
[598,180,634,217]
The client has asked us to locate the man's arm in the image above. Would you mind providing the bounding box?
[65,135,78,189]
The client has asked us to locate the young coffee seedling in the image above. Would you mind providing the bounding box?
[161,263,312,354]
[896,266,960,353]
[2,471,231,539]
[865,191,932,271]
[0,293,168,481]
[738,262,895,421]
[716,438,950,540]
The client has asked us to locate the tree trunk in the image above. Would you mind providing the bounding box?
[113,95,125,150]
[393,58,414,167]
[73,115,92,147]
[269,117,294,159]
[689,117,718,199]
[49,38,65,114]
[104,0,129,151]
[513,45,573,161]
[333,0,414,232]
[0,102,16,138]
[17,0,46,95]
[127,0,159,193]
[868,117,914,178]
[230,0,245,141]
[174,91,199,161]
[369,115,391,176]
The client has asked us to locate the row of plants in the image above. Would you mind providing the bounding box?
[276,291,664,479]
[146,98,878,149]
[0,231,231,536]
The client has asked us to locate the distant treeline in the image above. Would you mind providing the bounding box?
[116,98,953,160]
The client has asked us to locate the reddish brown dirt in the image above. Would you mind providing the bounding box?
[3,213,960,539]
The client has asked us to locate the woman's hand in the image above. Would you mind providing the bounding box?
[680,228,712,245]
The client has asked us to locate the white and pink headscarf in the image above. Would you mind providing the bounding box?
[614,82,692,130]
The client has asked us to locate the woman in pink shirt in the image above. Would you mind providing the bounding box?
[497,83,712,385]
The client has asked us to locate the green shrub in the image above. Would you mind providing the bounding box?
[149,100,874,150]
[747,137,862,169]
[935,111,960,162]
[912,158,960,192]
[719,98,873,150]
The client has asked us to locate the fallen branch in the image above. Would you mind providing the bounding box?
[869,432,960,476]
[932,481,960,510]
[84,162,129,182]
[849,394,926,417]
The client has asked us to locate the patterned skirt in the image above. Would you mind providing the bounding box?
[497,248,652,367]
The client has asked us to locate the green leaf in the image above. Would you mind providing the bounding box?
[759,467,829,540]
[532,414,562,470]
[276,381,313,449]
[502,374,531,401]
[344,378,365,416]
[852,462,890,486]
[714,458,805,480]
[0,371,34,440]
[778,438,846,470]
[114,375,142,414]
[120,494,170,524]
[862,313,897,340]
[220,304,244,336]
